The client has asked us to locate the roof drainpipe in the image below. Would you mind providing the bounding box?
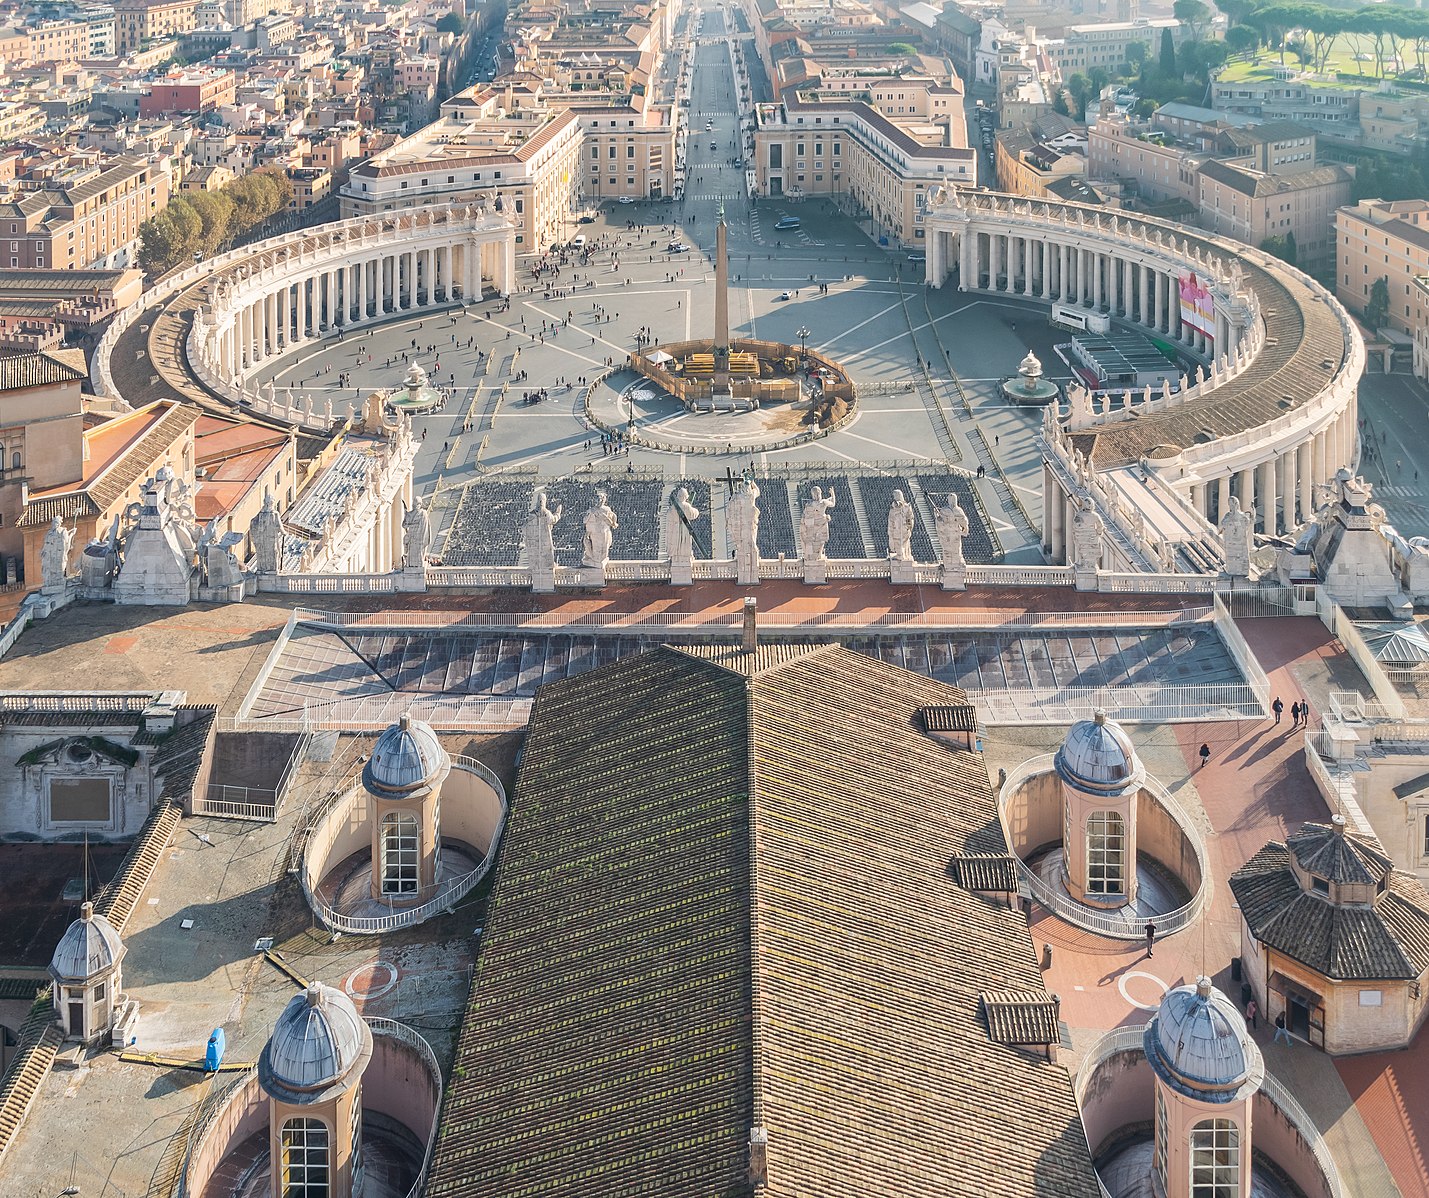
[742,595,757,653]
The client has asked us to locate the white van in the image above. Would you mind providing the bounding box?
[570,234,587,250]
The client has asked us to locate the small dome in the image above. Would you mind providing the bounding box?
[1055,709,1143,797]
[260,982,372,1098]
[1145,977,1263,1101]
[363,713,449,801]
[49,902,124,983]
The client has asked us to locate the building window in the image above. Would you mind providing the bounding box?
[280,1118,330,1198]
[1359,989,1383,1006]
[379,811,418,894]
[1086,810,1126,895]
[1190,1119,1239,1198]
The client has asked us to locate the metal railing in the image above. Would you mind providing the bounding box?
[178,1019,443,1198]
[365,1018,444,1198]
[192,793,277,822]
[1075,1028,1346,1198]
[287,604,1215,634]
[999,755,1210,940]
[977,683,1263,725]
[302,756,507,935]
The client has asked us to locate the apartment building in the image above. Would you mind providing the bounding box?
[112,0,198,53]
[1045,18,1183,75]
[753,96,978,245]
[0,155,169,269]
[1336,198,1429,336]
[340,86,585,252]
[1087,112,1204,206]
[1211,66,1360,141]
[1197,158,1351,268]
[995,121,1087,198]
[578,107,675,201]
[138,67,235,116]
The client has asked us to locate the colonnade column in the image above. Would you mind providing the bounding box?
[1093,254,1103,310]
[1218,476,1231,524]
[1040,242,1052,300]
[1260,459,1278,537]
[1059,243,1069,302]
[1297,440,1314,523]
[1282,446,1299,529]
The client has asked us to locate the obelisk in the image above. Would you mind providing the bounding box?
[713,201,730,387]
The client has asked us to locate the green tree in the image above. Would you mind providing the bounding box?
[436,11,464,33]
[1065,72,1092,119]
[1052,88,1071,116]
[1126,39,1148,70]
[1174,0,1212,40]
[137,212,182,276]
[888,42,916,54]
[1260,231,1297,265]
[184,189,235,255]
[1160,26,1178,74]
[167,196,203,262]
[1225,24,1260,56]
[1365,275,1390,331]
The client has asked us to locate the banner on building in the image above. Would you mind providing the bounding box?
[1178,272,1215,341]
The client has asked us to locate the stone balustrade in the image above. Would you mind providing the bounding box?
[93,206,517,422]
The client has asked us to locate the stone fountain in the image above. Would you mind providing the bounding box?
[387,362,442,413]
[1000,350,1060,406]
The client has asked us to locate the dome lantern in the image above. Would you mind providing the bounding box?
[48,901,127,1045]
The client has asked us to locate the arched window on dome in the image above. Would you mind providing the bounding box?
[1190,1118,1239,1198]
[1154,1086,1169,1195]
[380,811,419,895]
[1086,810,1126,895]
[349,1085,364,1196]
[280,1116,330,1198]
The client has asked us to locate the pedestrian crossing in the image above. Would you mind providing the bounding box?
[683,193,741,201]
[1372,484,1424,498]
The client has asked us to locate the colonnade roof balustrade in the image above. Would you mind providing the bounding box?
[94,205,516,423]
[928,189,1361,472]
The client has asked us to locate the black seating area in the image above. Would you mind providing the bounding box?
[752,477,795,558]
[912,473,999,564]
[539,478,665,561]
[442,479,531,566]
[796,478,865,559]
[862,475,936,562]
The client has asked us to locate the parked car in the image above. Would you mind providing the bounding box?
[571,234,587,249]
[668,242,690,253]
[776,290,792,300]
[577,213,596,224]
[907,253,927,264]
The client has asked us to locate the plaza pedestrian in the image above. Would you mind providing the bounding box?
[1245,998,1258,1029]
[1199,742,1210,768]
[1273,1012,1292,1046]
[1301,700,1312,727]
[1272,696,1283,724]
[1290,701,1301,726]
[1144,921,1156,958]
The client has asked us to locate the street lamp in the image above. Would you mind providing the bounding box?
[796,325,810,365]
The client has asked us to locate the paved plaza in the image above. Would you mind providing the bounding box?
[245,24,1074,564]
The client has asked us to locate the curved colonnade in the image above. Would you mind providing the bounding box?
[924,190,1363,561]
[92,206,516,432]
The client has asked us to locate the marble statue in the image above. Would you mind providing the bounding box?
[1071,496,1104,574]
[667,486,700,563]
[250,491,282,574]
[799,485,837,562]
[887,490,915,562]
[525,488,562,574]
[40,516,75,595]
[581,490,619,569]
[205,535,245,589]
[263,378,276,406]
[403,499,429,568]
[727,478,761,584]
[935,494,970,568]
[1220,494,1254,579]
